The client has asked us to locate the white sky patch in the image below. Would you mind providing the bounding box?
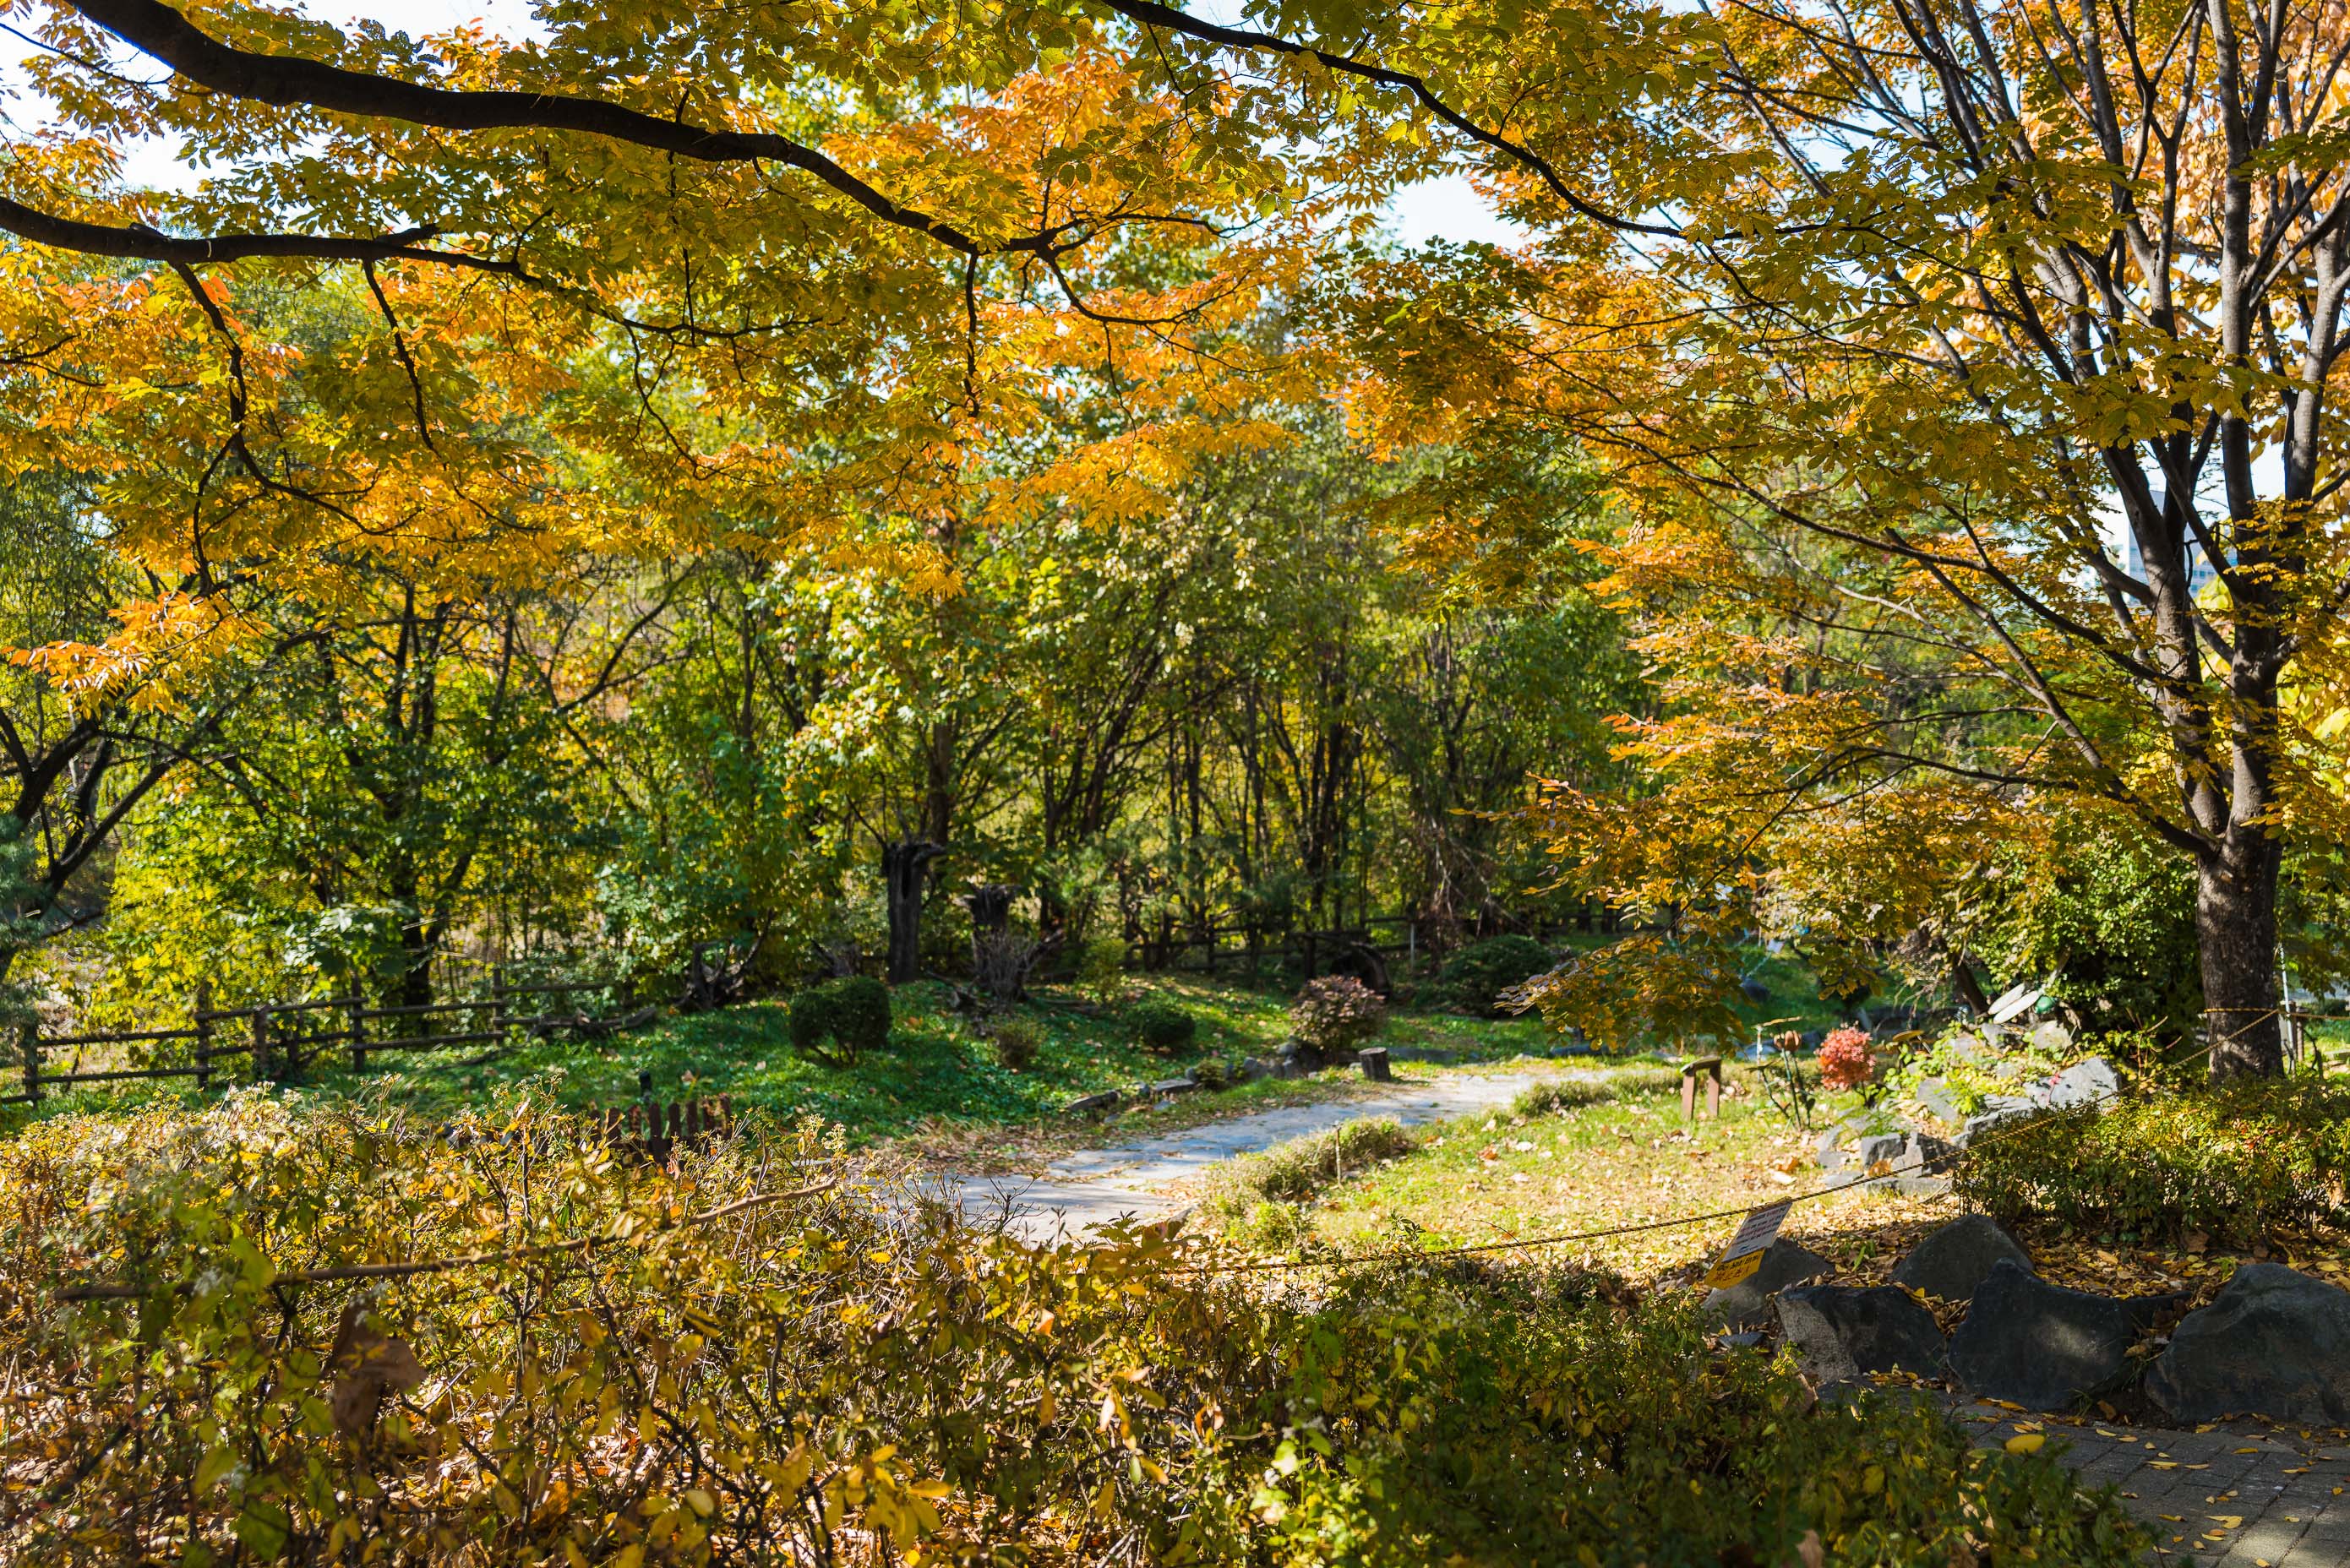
[1381,170,1525,249]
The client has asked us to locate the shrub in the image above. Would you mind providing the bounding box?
[1131,999,1197,1053]
[0,1099,2149,1567]
[1189,1055,1229,1088]
[1441,933,1555,1011]
[1291,974,1385,1058]
[1268,1269,2151,1567]
[788,973,891,1065]
[1510,1066,1687,1119]
[1220,1116,1419,1207]
[1817,1025,1877,1091]
[1075,932,1127,1001]
[989,1013,1043,1070]
[1957,1077,2350,1242]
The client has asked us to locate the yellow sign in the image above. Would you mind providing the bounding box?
[1704,1250,1764,1290]
[1702,1198,1794,1292]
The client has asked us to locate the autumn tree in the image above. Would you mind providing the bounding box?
[1157,0,2350,1076]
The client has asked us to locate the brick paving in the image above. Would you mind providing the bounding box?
[1959,1400,2350,1565]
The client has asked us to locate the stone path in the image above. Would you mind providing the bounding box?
[1961,1401,2350,1565]
[930,1068,1568,1242]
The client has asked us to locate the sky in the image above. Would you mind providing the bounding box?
[2,0,1527,249]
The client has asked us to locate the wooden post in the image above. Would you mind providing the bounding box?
[19,1016,39,1104]
[1680,1057,1723,1124]
[252,1008,272,1084]
[347,985,368,1073]
[193,981,214,1094]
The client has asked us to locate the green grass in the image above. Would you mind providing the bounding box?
[3,974,1561,1147]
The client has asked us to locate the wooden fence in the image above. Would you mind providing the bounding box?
[6,973,652,1108]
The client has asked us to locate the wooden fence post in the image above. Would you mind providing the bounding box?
[19,1015,38,1104]
[252,1008,272,1084]
[193,981,214,1094]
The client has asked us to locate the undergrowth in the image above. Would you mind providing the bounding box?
[0,1095,2152,1565]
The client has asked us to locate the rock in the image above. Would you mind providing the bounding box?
[1947,1260,2175,1409]
[1911,1077,1966,1126]
[1235,1056,1277,1083]
[1958,1096,2039,1144]
[1777,1285,1949,1386]
[1702,1240,1833,1329]
[1814,1126,1848,1171]
[2146,1264,2350,1424]
[1357,1047,1393,1081]
[2031,1055,2118,1110]
[1891,1215,2033,1304]
[1064,1089,1122,1114]
[2027,1017,2075,1055]
[1143,1076,1201,1097]
[1857,1132,1910,1171]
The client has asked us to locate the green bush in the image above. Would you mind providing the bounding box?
[1131,999,1197,1053]
[1221,1116,1419,1207]
[1510,1066,1686,1119]
[1442,933,1556,1011]
[788,974,892,1066]
[1958,1078,2350,1242]
[1263,1268,2151,1567]
[989,1013,1043,1071]
[0,1099,2149,1567]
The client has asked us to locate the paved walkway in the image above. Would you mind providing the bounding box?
[929,1069,1568,1241]
[1961,1401,2350,1565]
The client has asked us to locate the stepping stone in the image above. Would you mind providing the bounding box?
[2146,1263,2350,1424]
[1892,1214,2033,1304]
[1948,1260,2177,1409]
[1703,1239,1832,1329]
[1777,1284,1947,1386]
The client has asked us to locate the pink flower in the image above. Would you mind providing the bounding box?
[1817,1026,1876,1091]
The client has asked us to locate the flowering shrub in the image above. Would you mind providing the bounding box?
[1817,1026,1878,1091]
[1291,974,1386,1058]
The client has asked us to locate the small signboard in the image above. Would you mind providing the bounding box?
[1703,1198,1794,1290]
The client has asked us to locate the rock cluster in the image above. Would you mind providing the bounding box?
[1713,1216,2350,1420]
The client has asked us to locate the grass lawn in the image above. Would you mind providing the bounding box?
[2,973,1562,1154]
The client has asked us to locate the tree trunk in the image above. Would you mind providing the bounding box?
[2199,830,2284,1080]
[882,840,945,985]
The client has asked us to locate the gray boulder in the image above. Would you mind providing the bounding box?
[1777,1285,1948,1386]
[1856,1133,1910,1171]
[1064,1089,1122,1114]
[2146,1264,2350,1424]
[1948,1260,2176,1409]
[1958,1096,2039,1145]
[1703,1240,1833,1329]
[2032,1055,2118,1110]
[1892,1214,2032,1304]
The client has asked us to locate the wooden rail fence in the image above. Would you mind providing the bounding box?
[7,974,646,1108]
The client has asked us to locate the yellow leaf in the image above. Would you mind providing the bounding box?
[2004,1434,2045,1455]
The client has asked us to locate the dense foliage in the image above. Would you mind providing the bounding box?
[0,1097,2150,1565]
[1129,1000,1198,1054]
[1959,1080,2350,1243]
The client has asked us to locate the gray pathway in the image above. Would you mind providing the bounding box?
[930,1068,1568,1241]
[1961,1401,2350,1565]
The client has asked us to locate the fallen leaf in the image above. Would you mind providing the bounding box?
[2004,1434,2045,1455]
